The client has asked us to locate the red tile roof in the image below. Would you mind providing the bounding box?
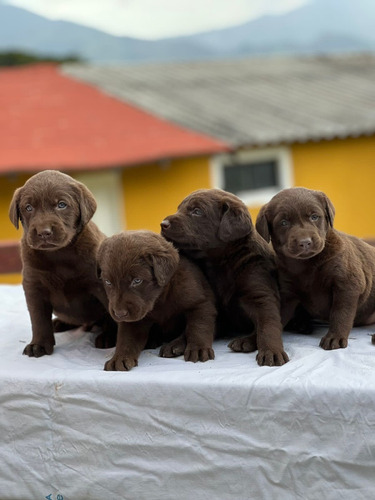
[0,64,228,173]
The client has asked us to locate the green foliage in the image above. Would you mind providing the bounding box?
[0,50,82,67]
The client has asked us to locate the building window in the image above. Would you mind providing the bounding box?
[223,160,279,194]
[211,147,293,206]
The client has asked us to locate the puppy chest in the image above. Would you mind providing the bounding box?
[44,272,104,317]
[150,312,186,336]
[285,276,332,320]
[205,266,235,306]
[51,288,105,320]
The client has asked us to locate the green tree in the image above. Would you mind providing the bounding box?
[0,51,82,67]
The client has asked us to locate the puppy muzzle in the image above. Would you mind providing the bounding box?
[284,234,325,259]
[110,303,149,323]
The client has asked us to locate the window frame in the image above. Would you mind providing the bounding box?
[210,147,294,206]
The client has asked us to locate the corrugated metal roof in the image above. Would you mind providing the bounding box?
[63,54,375,147]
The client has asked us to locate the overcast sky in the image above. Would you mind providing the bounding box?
[5,0,309,39]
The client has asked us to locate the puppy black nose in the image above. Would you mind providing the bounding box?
[161,219,171,230]
[38,228,52,239]
[299,238,312,250]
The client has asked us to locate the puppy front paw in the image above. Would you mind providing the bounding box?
[319,334,348,350]
[184,344,215,362]
[228,334,257,353]
[256,349,289,366]
[23,343,54,357]
[159,335,186,358]
[104,354,138,371]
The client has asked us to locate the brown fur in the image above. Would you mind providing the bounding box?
[97,230,217,371]
[161,188,288,366]
[9,170,116,357]
[256,186,375,349]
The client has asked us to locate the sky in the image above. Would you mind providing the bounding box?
[4,0,309,39]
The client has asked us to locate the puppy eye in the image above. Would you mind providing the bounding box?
[25,204,33,212]
[191,208,203,217]
[57,201,67,209]
[280,219,289,227]
[310,214,320,222]
[131,278,143,287]
[104,279,112,286]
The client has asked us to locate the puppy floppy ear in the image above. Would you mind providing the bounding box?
[311,190,335,228]
[9,187,23,229]
[217,198,253,242]
[72,182,97,226]
[255,204,271,243]
[96,265,102,279]
[148,243,179,287]
[320,192,335,228]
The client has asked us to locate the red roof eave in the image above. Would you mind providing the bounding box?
[0,64,229,174]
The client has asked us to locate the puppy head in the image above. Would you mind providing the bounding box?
[256,187,335,260]
[160,189,253,253]
[9,170,96,251]
[97,231,179,323]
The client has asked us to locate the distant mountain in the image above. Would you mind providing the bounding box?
[0,3,215,62]
[181,0,375,56]
[0,0,375,63]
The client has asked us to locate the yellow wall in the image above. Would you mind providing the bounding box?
[292,136,375,238]
[122,156,212,231]
[0,174,30,283]
[0,273,21,284]
[248,136,375,239]
[0,174,29,240]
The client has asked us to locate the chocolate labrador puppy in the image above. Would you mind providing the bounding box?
[256,187,375,349]
[9,170,116,357]
[97,230,216,371]
[161,188,289,366]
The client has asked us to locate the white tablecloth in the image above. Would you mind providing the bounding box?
[1,285,375,500]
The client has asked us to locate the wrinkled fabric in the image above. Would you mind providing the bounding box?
[1,285,375,500]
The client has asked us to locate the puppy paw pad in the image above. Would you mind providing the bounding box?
[228,336,257,353]
[256,349,289,366]
[104,356,138,371]
[159,339,186,358]
[184,346,215,362]
[23,343,53,357]
[319,336,348,350]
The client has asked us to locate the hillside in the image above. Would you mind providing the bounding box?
[181,0,375,56]
[0,3,214,62]
[0,0,374,63]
